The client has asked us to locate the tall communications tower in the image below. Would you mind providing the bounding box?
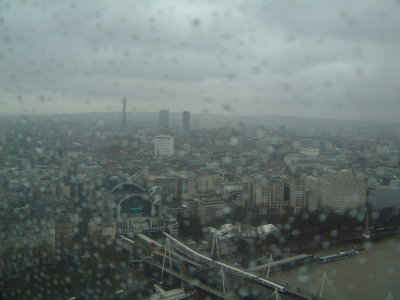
[122,97,127,127]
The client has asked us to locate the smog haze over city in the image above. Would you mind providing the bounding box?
[1,0,400,122]
[1,1,400,300]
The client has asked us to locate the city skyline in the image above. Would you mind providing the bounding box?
[1,103,399,299]
[1,1,400,298]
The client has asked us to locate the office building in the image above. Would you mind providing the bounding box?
[198,198,226,225]
[155,134,174,156]
[253,176,305,214]
[289,180,306,214]
[321,171,366,213]
[305,176,321,211]
[146,173,190,201]
[305,170,366,213]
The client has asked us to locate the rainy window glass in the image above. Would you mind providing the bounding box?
[1,1,400,299]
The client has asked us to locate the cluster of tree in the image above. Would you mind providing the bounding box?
[176,212,204,242]
[175,204,400,247]
[229,204,400,238]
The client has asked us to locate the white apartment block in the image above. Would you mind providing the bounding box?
[306,170,367,213]
[320,171,366,213]
[155,134,174,156]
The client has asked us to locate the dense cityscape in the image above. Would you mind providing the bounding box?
[1,0,400,298]
[1,106,399,299]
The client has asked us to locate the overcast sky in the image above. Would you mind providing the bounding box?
[1,0,400,122]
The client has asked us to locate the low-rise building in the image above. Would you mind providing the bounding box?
[198,198,227,225]
[88,218,117,242]
[0,219,55,279]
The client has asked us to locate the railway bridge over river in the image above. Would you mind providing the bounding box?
[119,233,324,300]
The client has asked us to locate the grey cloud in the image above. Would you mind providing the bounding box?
[0,0,399,121]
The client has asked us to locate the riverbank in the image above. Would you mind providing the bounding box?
[279,228,400,255]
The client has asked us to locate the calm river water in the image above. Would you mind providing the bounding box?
[271,235,400,300]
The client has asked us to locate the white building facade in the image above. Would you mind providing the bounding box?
[305,170,367,213]
[155,135,174,156]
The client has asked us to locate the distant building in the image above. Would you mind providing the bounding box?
[222,182,245,194]
[167,203,196,218]
[253,176,305,214]
[0,219,55,279]
[146,173,193,201]
[306,170,367,213]
[255,178,290,214]
[196,171,222,194]
[155,135,174,156]
[183,111,190,135]
[376,144,398,154]
[300,147,320,157]
[90,182,178,236]
[147,174,178,198]
[284,154,320,170]
[305,176,321,211]
[198,198,227,225]
[255,136,286,153]
[159,109,169,129]
[290,180,306,214]
[88,218,117,243]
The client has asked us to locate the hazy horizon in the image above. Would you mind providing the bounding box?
[1,0,400,122]
[1,110,399,126]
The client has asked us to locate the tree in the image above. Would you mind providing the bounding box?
[177,213,204,242]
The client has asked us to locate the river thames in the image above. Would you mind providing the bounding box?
[271,235,400,299]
